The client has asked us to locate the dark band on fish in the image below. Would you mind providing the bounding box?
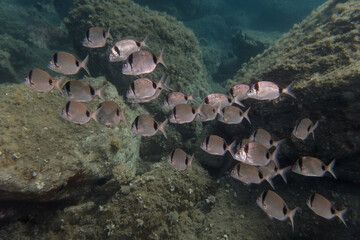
[227,97,232,103]
[53,53,58,67]
[134,116,139,129]
[114,46,121,55]
[205,136,210,148]
[321,164,325,171]
[131,82,135,93]
[255,82,260,92]
[97,103,103,109]
[184,96,188,101]
[153,121,158,130]
[48,79,53,86]
[307,124,311,132]
[185,157,189,165]
[90,86,95,96]
[173,107,177,119]
[65,81,71,94]
[236,164,241,173]
[299,157,303,170]
[269,139,273,145]
[128,54,134,66]
[65,101,71,115]
[266,152,270,159]
[28,70,33,82]
[86,29,90,41]
[258,171,263,179]
[102,29,106,38]
[222,143,226,151]
[229,88,234,97]
[309,194,315,207]
[136,41,141,47]
[330,207,336,215]
[204,97,209,104]
[75,60,80,67]
[170,150,175,162]
[282,206,287,215]
[152,81,157,89]
[244,144,249,153]
[191,108,196,114]
[262,190,268,205]
[116,109,120,116]
[86,110,90,118]
[152,53,157,64]
[165,95,169,103]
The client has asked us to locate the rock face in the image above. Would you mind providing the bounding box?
[65,0,211,98]
[0,77,145,201]
[227,0,360,183]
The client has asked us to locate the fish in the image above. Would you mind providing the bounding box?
[259,161,291,183]
[61,80,107,102]
[122,48,166,75]
[169,104,200,124]
[126,75,172,101]
[201,93,233,112]
[93,101,128,127]
[218,106,251,124]
[247,81,296,100]
[131,115,168,139]
[200,135,236,156]
[168,148,193,171]
[162,92,193,109]
[229,84,249,107]
[127,88,162,103]
[196,104,218,122]
[257,190,298,231]
[292,118,319,140]
[249,128,284,150]
[292,157,336,179]
[61,101,95,125]
[231,162,275,189]
[307,193,347,227]
[24,68,65,93]
[48,52,90,76]
[234,142,280,167]
[109,37,147,62]
[82,27,112,48]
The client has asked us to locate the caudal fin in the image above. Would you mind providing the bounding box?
[159,75,173,92]
[282,81,296,99]
[106,27,113,40]
[54,76,66,93]
[287,207,298,232]
[158,119,168,139]
[326,159,337,179]
[120,109,128,127]
[336,208,347,227]
[277,166,292,184]
[274,138,285,148]
[95,84,107,101]
[310,120,319,140]
[270,146,281,168]
[233,96,245,107]
[263,174,275,189]
[241,106,251,124]
[81,55,91,76]
[187,154,194,169]
[157,47,167,69]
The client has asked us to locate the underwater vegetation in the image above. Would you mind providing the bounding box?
[0,0,359,240]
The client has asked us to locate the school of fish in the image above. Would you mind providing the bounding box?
[24,26,347,231]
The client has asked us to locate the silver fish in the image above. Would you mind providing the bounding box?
[229,84,249,107]
[61,101,95,125]
[48,52,90,76]
[24,68,65,93]
[292,118,319,140]
[231,162,275,189]
[82,27,112,48]
[292,157,336,179]
[122,48,166,75]
[131,115,168,139]
[168,148,193,171]
[307,193,347,227]
[169,104,200,124]
[162,92,193,110]
[201,93,233,112]
[218,106,251,125]
[247,81,296,100]
[93,101,128,127]
[234,142,280,167]
[127,88,162,103]
[196,104,218,122]
[200,135,236,156]
[61,80,106,102]
[109,37,147,62]
[259,161,291,184]
[126,75,172,101]
[250,128,284,150]
[257,190,298,231]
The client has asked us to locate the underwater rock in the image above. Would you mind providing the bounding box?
[227,0,360,183]
[65,0,211,99]
[0,77,146,201]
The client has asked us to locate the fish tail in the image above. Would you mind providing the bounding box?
[242,106,251,124]
[81,55,91,76]
[274,138,286,148]
[160,75,173,91]
[106,27,113,40]
[288,207,298,232]
[264,174,275,189]
[336,208,347,227]
[159,119,168,139]
[120,109,129,127]
[271,146,281,168]
[310,120,319,140]
[226,140,237,155]
[141,35,148,48]
[188,154,194,168]
[278,166,292,184]
[96,84,107,101]
[326,159,337,179]
[90,111,99,123]
[233,96,245,107]
[187,95,193,101]
[54,76,66,93]
[157,47,167,69]
[282,81,296,99]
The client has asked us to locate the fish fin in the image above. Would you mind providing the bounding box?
[310,120,319,140]
[226,140,237,155]
[90,111,99,123]
[120,109,129,127]
[287,207,298,232]
[188,154,194,168]
[270,146,281,169]
[158,119,168,139]
[241,106,251,124]
[141,35,148,48]
[278,166,292,184]
[160,75,174,91]
[326,159,337,179]
[106,27,113,40]
[281,81,296,99]
[264,174,275,189]
[157,47,167,69]
[54,76,66,93]
[274,138,286,148]
[233,96,245,107]
[187,95,194,101]
[336,208,347,227]
[81,55,91,76]
[96,84,107,101]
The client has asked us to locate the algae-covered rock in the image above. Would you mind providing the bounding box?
[227,0,360,183]
[0,77,145,201]
[65,0,211,98]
